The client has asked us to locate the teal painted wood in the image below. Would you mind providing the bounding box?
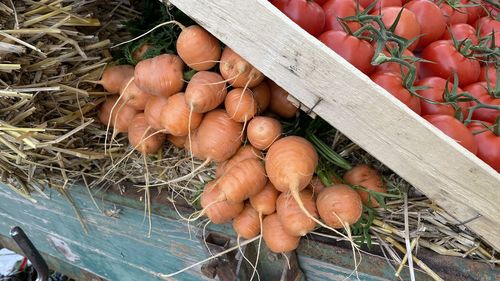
[0,185,218,281]
[1,183,499,281]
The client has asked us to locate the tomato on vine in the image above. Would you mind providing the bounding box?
[468,122,500,172]
[376,7,421,51]
[439,0,468,25]
[464,82,500,123]
[416,77,469,117]
[423,114,478,154]
[420,40,480,87]
[323,0,363,32]
[370,71,422,114]
[319,30,375,74]
[271,0,326,36]
[441,23,479,45]
[406,0,446,50]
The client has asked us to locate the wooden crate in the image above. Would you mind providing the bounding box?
[167,0,500,251]
[1,184,499,281]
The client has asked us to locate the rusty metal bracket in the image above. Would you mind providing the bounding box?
[199,232,238,281]
[198,232,306,281]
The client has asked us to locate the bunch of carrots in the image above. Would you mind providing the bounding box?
[96,24,386,253]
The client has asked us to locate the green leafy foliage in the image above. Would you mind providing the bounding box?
[113,0,195,65]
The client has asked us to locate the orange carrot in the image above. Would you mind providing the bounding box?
[276,190,318,236]
[217,158,267,203]
[167,134,186,148]
[120,77,150,110]
[247,116,282,150]
[215,145,262,178]
[263,213,300,253]
[185,71,227,113]
[225,88,257,123]
[249,181,280,216]
[251,81,271,113]
[233,203,261,239]
[268,81,298,118]
[316,184,363,228]
[201,181,244,224]
[196,109,243,162]
[93,65,134,94]
[159,92,203,136]
[176,25,221,71]
[219,47,264,88]
[134,54,184,97]
[144,95,169,130]
[128,114,166,154]
[344,164,386,207]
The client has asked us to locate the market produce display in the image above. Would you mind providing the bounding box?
[271,0,499,172]
[94,0,498,254]
[0,0,498,279]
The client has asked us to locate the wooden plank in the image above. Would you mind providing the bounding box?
[0,186,216,281]
[168,0,500,251]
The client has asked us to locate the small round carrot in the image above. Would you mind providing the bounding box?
[196,109,243,162]
[160,92,203,137]
[185,71,227,113]
[200,181,244,224]
[217,158,267,203]
[247,116,282,150]
[134,54,184,97]
[144,95,169,130]
[263,213,300,253]
[225,88,257,123]
[177,25,222,71]
[249,181,280,216]
[120,77,150,110]
[233,203,261,239]
[128,114,166,154]
[93,65,134,94]
[167,134,186,148]
[268,81,298,118]
[276,190,318,236]
[216,145,262,178]
[219,47,264,88]
[344,164,386,207]
[316,184,363,228]
[251,81,271,113]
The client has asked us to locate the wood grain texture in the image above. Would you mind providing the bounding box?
[0,186,215,281]
[168,0,500,250]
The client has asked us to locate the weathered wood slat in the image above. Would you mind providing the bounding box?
[168,0,500,251]
[0,186,214,281]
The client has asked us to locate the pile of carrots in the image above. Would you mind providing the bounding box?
[97,24,387,253]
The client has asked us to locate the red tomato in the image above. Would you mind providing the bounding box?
[465,0,486,24]
[464,82,500,123]
[271,0,326,36]
[323,0,362,32]
[319,31,375,74]
[420,40,480,87]
[423,114,478,154]
[484,2,499,17]
[365,0,402,13]
[416,77,469,117]
[406,0,446,50]
[475,16,500,47]
[439,2,468,25]
[370,71,421,114]
[479,65,498,85]
[378,7,421,51]
[468,122,500,172]
[441,23,478,45]
[375,48,420,78]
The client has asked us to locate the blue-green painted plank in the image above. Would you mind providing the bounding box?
[0,185,216,281]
